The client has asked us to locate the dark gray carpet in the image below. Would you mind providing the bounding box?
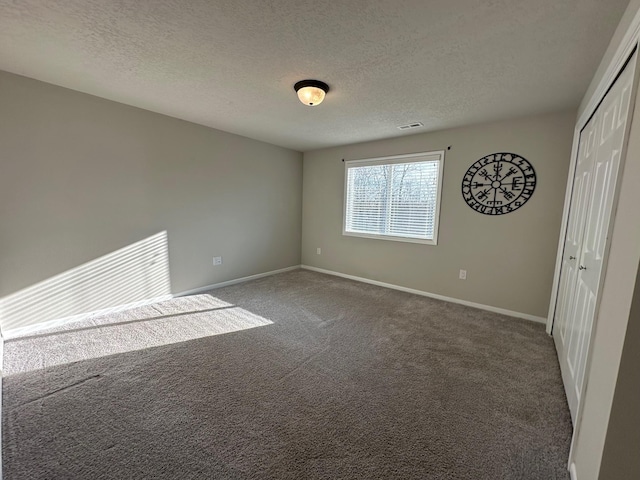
[3,270,572,479]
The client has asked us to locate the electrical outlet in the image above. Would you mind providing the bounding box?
[459,269,467,280]
[213,256,223,266]
[317,247,321,255]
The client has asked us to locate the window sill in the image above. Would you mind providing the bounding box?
[342,231,437,245]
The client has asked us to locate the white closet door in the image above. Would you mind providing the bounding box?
[553,51,637,421]
[553,109,600,421]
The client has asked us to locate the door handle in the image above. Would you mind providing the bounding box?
[569,256,576,260]
[579,265,587,270]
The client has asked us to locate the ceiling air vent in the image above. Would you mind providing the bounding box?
[397,122,424,130]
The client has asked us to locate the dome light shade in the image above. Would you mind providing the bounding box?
[294,80,329,106]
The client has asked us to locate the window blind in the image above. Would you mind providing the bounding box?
[344,152,443,244]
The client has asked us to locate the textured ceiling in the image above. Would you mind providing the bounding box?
[0,0,630,151]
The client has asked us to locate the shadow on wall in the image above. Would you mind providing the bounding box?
[0,231,172,336]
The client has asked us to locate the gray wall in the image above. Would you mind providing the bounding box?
[302,111,575,318]
[579,0,640,119]
[0,71,302,300]
[598,260,640,480]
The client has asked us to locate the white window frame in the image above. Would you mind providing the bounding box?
[342,151,445,245]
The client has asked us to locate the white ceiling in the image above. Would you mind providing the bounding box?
[0,0,630,151]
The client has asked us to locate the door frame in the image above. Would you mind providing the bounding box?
[547,10,640,336]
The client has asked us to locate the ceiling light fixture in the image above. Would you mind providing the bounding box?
[294,79,329,106]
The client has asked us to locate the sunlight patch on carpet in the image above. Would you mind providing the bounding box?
[3,294,272,376]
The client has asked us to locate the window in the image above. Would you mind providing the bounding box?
[343,151,444,245]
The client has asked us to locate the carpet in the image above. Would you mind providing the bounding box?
[2,269,572,479]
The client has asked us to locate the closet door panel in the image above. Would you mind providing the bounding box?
[553,112,599,420]
[553,51,637,421]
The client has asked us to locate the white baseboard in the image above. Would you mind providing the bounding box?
[301,265,546,324]
[2,294,173,340]
[570,462,578,480]
[175,265,301,297]
[3,266,302,339]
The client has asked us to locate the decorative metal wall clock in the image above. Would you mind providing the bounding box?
[461,152,536,215]
[462,152,536,215]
